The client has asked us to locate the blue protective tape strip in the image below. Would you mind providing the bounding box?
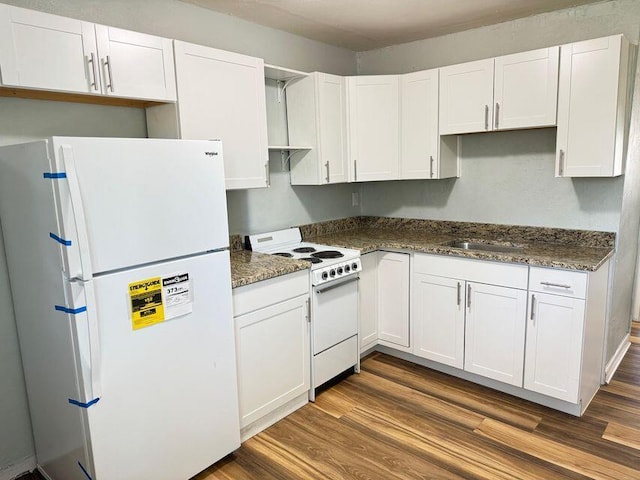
[78,461,93,480]
[68,397,100,409]
[43,172,67,179]
[49,232,72,246]
[55,305,87,315]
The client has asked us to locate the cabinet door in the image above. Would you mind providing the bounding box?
[94,25,175,102]
[235,294,310,428]
[348,75,400,181]
[494,47,559,130]
[172,42,269,189]
[358,252,378,352]
[377,252,410,348]
[400,69,438,179]
[412,274,465,368]
[318,73,349,184]
[524,292,585,402]
[439,59,494,135]
[556,35,629,177]
[464,283,527,386]
[0,5,98,94]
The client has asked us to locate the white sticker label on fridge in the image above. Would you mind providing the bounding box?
[162,273,192,320]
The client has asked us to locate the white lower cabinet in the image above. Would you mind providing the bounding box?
[358,252,379,353]
[464,282,527,386]
[412,273,465,368]
[377,251,410,349]
[233,271,310,438]
[524,292,585,402]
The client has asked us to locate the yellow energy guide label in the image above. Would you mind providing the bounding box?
[129,277,165,330]
[129,272,192,330]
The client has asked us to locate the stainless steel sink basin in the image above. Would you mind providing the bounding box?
[441,240,525,254]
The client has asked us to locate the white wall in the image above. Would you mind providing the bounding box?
[0,1,357,476]
[357,0,640,364]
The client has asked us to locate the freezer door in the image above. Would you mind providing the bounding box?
[50,137,228,277]
[86,251,240,480]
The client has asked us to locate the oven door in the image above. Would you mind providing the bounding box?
[312,274,359,354]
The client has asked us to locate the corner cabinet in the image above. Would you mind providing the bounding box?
[0,4,175,102]
[400,69,459,179]
[232,270,310,440]
[347,75,400,182]
[286,72,349,185]
[358,252,379,353]
[556,35,630,177]
[377,251,410,349]
[439,47,558,135]
[146,41,269,190]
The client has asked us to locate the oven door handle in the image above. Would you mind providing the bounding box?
[315,275,359,294]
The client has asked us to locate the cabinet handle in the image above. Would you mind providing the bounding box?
[530,294,536,321]
[265,162,270,186]
[325,161,330,183]
[467,284,472,308]
[484,105,489,130]
[306,299,311,323]
[559,149,565,176]
[354,159,357,181]
[540,281,571,289]
[87,53,98,91]
[104,55,114,92]
[456,282,461,306]
[495,102,499,129]
[429,155,434,178]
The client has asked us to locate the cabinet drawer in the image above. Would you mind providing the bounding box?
[413,253,528,289]
[529,267,587,299]
[233,270,308,316]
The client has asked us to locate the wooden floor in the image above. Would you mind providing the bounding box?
[25,323,640,480]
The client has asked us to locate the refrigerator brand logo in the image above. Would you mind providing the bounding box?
[129,278,161,292]
[205,151,218,156]
[162,274,189,286]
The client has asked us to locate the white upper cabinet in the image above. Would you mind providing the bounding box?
[556,35,630,177]
[286,72,349,185]
[440,47,559,135]
[147,41,269,190]
[94,25,175,102]
[347,75,400,182]
[0,5,176,102]
[0,5,98,94]
[400,69,459,180]
[439,59,494,135]
[494,47,559,130]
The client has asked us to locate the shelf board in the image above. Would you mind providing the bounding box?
[268,145,312,151]
[264,64,309,82]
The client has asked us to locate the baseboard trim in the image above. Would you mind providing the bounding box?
[0,456,36,480]
[605,334,631,384]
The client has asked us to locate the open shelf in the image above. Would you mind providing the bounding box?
[264,64,309,82]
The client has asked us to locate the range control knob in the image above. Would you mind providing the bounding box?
[329,269,336,277]
[344,265,351,273]
[337,266,343,275]
[351,262,358,271]
[321,271,329,280]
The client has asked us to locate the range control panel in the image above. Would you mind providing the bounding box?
[312,258,361,286]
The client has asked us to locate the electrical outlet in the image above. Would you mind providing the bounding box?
[352,192,359,207]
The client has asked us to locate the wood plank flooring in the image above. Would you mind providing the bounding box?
[24,323,640,480]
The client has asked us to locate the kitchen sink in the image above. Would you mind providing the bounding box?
[441,240,525,254]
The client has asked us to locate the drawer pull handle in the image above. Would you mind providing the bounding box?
[540,282,571,289]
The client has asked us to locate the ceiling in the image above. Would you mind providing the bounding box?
[179,0,604,51]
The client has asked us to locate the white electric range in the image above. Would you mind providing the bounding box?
[247,228,360,400]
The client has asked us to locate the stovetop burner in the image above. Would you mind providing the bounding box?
[311,250,344,259]
[273,252,293,258]
[301,257,323,264]
[293,246,316,253]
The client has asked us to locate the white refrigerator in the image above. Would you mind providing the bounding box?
[0,137,241,480]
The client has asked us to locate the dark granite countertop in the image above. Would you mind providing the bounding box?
[229,217,615,288]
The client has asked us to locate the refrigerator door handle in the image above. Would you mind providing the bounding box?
[83,280,102,399]
[61,145,94,280]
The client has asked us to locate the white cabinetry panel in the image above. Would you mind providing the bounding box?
[359,252,379,352]
[377,252,410,348]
